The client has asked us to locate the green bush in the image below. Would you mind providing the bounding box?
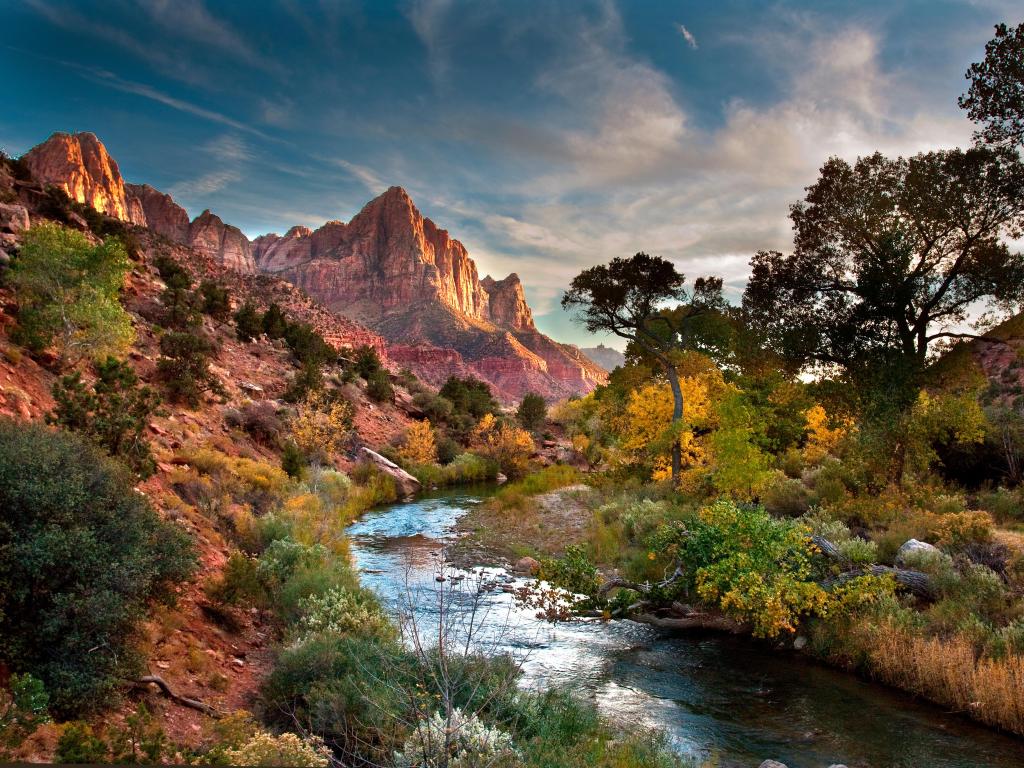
[0,673,49,756]
[48,356,161,477]
[440,375,499,419]
[234,301,263,342]
[367,369,394,403]
[199,280,232,321]
[9,222,133,362]
[0,421,196,716]
[56,722,109,764]
[157,329,225,406]
[517,392,547,432]
[261,302,288,339]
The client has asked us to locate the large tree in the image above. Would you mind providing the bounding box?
[562,253,725,482]
[960,22,1024,152]
[744,147,1024,382]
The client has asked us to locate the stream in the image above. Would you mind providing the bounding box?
[346,486,1024,768]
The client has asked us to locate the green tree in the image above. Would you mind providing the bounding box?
[47,357,161,477]
[0,674,49,757]
[157,330,225,406]
[562,253,726,483]
[516,392,547,432]
[235,301,263,342]
[154,254,199,329]
[199,280,232,321]
[9,222,133,363]
[439,376,498,419]
[0,421,195,716]
[960,22,1024,151]
[367,369,394,403]
[261,302,289,339]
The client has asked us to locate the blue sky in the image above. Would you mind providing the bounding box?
[2,0,1019,348]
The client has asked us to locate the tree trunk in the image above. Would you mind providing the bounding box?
[665,364,684,484]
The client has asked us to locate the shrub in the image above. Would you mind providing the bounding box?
[395,709,519,768]
[290,390,354,463]
[471,413,535,478]
[205,552,266,607]
[296,587,395,643]
[223,731,331,768]
[397,419,437,465]
[517,392,547,432]
[366,369,394,402]
[283,361,324,403]
[413,391,455,423]
[48,356,161,477]
[351,344,384,378]
[199,280,232,321]
[234,301,263,342]
[284,321,334,367]
[440,375,499,419]
[157,329,225,406]
[0,674,49,757]
[56,722,109,764]
[230,401,284,447]
[9,222,133,362]
[762,474,812,517]
[282,441,305,479]
[0,420,196,716]
[261,302,288,339]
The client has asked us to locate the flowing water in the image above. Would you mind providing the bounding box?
[346,487,1024,768]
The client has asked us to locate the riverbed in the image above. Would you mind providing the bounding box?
[346,487,1024,768]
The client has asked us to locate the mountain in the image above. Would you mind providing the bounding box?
[21,132,605,401]
[582,344,625,371]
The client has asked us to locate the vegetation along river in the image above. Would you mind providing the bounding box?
[346,487,1024,768]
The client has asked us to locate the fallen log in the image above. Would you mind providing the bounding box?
[632,611,748,634]
[135,675,222,718]
[824,565,937,601]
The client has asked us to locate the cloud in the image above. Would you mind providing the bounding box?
[677,23,698,49]
[333,159,389,196]
[407,0,455,85]
[169,168,242,198]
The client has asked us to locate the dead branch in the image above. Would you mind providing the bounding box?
[134,675,223,718]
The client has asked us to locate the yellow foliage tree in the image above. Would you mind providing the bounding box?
[397,419,437,466]
[471,414,534,478]
[802,404,851,463]
[290,391,354,463]
[617,365,725,480]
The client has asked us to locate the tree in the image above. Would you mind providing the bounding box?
[439,376,498,419]
[262,303,289,339]
[397,420,437,466]
[0,420,195,716]
[9,222,133,363]
[290,391,354,464]
[154,255,199,329]
[199,280,232,321]
[157,330,225,406]
[960,22,1024,152]
[235,302,263,342]
[562,253,726,483]
[48,357,161,477]
[744,149,1024,395]
[516,392,547,432]
[471,414,534,478]
[367,369,395,403]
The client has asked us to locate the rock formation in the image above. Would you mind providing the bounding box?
[187,210,255,273]
[19,132,605,401]
[126,183,190,241]
[23,132,146,225]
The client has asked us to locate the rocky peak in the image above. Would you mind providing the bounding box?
[188,210,255,273]
[126,183,190,242]
[481,273,535,330]
[23,131,146,225]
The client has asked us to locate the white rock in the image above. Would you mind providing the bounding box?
[895,538,940,566]
[759,761,788,768]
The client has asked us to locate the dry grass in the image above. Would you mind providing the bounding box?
[864,619,1024,734]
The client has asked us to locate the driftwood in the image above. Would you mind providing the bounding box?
[632,611,748,634]
[813,535,937,601]
[135,675,222,718]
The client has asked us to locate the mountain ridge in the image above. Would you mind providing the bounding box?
[20,131,606,401]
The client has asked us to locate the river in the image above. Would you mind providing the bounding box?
[345,486,1024,768]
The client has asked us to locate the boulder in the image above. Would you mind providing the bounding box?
[513,556,541,576]
[895,539,940,566]
[758,762,788,768]
[0,203,29,234]
[358,447,421,498]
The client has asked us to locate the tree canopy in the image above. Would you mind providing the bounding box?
[960,22,1024,152]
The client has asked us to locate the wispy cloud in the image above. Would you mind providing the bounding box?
[677,23,698,50]
[169,168,242,198]
[333,158,389,195]
[407,0,455,85]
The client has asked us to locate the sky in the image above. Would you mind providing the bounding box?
[3,0,1020,349]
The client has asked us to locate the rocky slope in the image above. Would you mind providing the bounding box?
[20,131,605,401]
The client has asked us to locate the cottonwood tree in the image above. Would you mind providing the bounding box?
[562,253,726,483]
[744,148,1024,382]
[960,22,1024,152]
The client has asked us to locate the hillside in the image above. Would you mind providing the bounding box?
[21,132,606,402]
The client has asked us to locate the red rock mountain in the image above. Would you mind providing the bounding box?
[20,132,605,401]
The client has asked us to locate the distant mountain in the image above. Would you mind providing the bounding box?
[582,344,625,371]
[21,132,605,402]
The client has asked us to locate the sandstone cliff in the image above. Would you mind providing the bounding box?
[23,132,147,225]
[187,209,256,273]
[126,182,190,241]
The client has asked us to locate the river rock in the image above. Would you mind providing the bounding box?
[496,472,508,485]
[513,556,541,575]
[358,447,421,498]
[793,635,808,650]
[895,538,940,566]
[759,761,788,768]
